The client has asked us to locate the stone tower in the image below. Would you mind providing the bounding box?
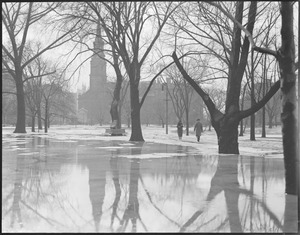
[78,23,110,125]
[89,23,107,90]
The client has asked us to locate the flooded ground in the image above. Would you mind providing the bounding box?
[2,134,298,233]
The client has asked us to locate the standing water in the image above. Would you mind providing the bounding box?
[2,134,297,233]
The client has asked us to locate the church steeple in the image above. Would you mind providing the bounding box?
[89,22,107,90]
[94,22,104,52]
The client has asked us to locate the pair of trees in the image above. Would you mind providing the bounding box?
[2,2,82,133]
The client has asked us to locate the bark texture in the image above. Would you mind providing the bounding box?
[129,82,144,141]
[279,2,298,195]
[14,73,26,133]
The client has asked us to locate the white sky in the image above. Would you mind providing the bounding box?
[2,2,298,93]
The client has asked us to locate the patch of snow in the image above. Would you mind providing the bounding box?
[95,146,123,149]
[2,125,284,157]
[18,152,40,155]
[117,152,188,159]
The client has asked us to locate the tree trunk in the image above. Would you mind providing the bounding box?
[118,104,122,129]
[239,84,247,136]
[239,120,244,136]
[44,100,48,133]
[37,105,43,129]
[31,114,35,132]
[127,116,131,128]
[185,110,189,136]
[250,50,256,141]
[243,118,248,133]
[13,75,26,133]
[217,119,240,154]
[279,2,298,195]
[129,83,144,141]
[261,54,267,137]
[268,116,273,128]
[261,106,266,137]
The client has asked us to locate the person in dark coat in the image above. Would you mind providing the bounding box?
[177,120,183,140]
[194,118,203,142]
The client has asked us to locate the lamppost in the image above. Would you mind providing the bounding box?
[162,80,169,134]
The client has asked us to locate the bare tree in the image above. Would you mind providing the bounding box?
[23,53,53,132]
[165,63,194,135]
[167,79,185,123]
[217,1,298,195]
[173,2,258,152]
[265,68,280,128]
[24,80,38,132]
[173,1,298,194]
[275,2,298,195]
[2,2,82,133]
[172,2,282,154]
[40,67,69,133]
[87,2,181,141]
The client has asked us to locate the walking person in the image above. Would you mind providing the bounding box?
[194,118,203,142]
[177,120,183,140]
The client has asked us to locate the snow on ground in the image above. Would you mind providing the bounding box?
[2,124,283,157]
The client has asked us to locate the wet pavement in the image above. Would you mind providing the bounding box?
[2,134,298,233]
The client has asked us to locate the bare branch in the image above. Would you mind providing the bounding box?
[239,80,280,120]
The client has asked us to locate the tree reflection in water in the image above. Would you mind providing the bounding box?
[10,153,25,228]
[109,148,121,229]
[4,139,28,229]
[117,142,147,232]
[3,136,66,230]
[180,155,286,233]
[2,137,295,233]
[4,137,48,229]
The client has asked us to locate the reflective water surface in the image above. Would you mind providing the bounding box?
[2,135,298,233]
